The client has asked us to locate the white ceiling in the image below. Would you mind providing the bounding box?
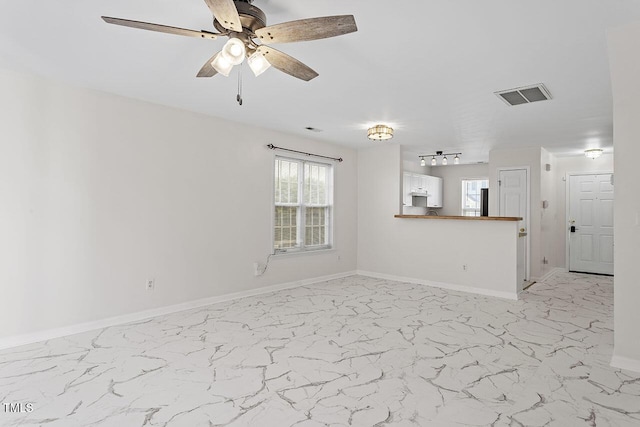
[2,0,639,163]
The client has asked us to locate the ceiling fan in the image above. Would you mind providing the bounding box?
[102,0,357,82]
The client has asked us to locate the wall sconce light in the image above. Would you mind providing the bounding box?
[419,151,462,166]
[584,148,603,159]
[367,125,394,141]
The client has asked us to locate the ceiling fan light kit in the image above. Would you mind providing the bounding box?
[102,0,358,103]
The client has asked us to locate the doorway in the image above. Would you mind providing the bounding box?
[567,173,614,275]
[498,168,530,289]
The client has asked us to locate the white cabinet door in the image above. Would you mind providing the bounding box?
[410,175,426,194]
[426,176,443,207]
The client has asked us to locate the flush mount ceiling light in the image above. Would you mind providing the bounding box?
[419,151,461,166]
[585,148,603,159]
[367,125,394,141]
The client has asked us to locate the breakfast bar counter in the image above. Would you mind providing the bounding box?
[395,215,522,221]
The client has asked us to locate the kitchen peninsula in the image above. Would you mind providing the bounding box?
[359,214,525,300]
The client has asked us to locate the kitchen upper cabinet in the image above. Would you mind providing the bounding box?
[403,172,443,208]
[425,176,443,208]
[410,175,427,194]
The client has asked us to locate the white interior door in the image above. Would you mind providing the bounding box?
[499,169,529,286]
[568,174,614,275]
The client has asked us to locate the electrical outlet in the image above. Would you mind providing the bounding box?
[146,278,155,291]
[253,263,266,277]
[462,264,468,271]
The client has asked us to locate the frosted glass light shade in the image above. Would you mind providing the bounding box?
[248,51,271,76]
[221,38,246,66]
[211,52,233,77]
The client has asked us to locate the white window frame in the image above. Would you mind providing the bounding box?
[273,155,334,254]
[461,178,488,217]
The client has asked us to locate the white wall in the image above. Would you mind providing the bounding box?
[0,69,358,339]
[430,163,490,216]
[553,154,614,270]
[358,146,519,299]
[402,159,431,175]
[608,21,640,370]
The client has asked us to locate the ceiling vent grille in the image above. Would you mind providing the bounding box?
[495,84,552,106]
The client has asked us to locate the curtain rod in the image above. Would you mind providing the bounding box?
[267,144,343,163]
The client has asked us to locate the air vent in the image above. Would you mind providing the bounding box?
[495,84,552,106]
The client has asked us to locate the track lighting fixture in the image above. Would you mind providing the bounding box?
[418,151,462,166]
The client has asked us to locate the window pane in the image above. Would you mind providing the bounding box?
[461,179,488,217]
[274,206,298,249]
[305,163,328,206]
[305,207,327,246]
[275,159,299,204]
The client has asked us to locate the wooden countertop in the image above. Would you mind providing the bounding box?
[395,215,522,222]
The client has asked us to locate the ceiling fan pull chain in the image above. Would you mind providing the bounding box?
[236,66,243,106]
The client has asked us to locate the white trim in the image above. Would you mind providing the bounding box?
[565,171,615,273]
[357,270,519,301]
[497,166,531,282]
[0,271,357,351]
[534,267,565,283]
[611,355,640,374]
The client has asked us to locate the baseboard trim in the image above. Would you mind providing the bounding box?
[534,268,565,283]
[356,270,518,301]
[0,271,357,351]
[611,355,640,374]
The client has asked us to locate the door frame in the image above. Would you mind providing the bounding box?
[565,170,614,273]
[497,166,531,281]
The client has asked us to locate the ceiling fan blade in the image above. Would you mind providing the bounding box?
[102,17,218,40]
[196,52,220,78]
[256,46,318,81]
[203,0,242,32]
[255,15,357,44]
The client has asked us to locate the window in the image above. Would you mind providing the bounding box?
[461,179,488,216]
[274,157,333,253]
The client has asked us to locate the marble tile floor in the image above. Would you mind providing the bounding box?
[1,272,639,426]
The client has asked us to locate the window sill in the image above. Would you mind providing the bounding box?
[272,248,336,259]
